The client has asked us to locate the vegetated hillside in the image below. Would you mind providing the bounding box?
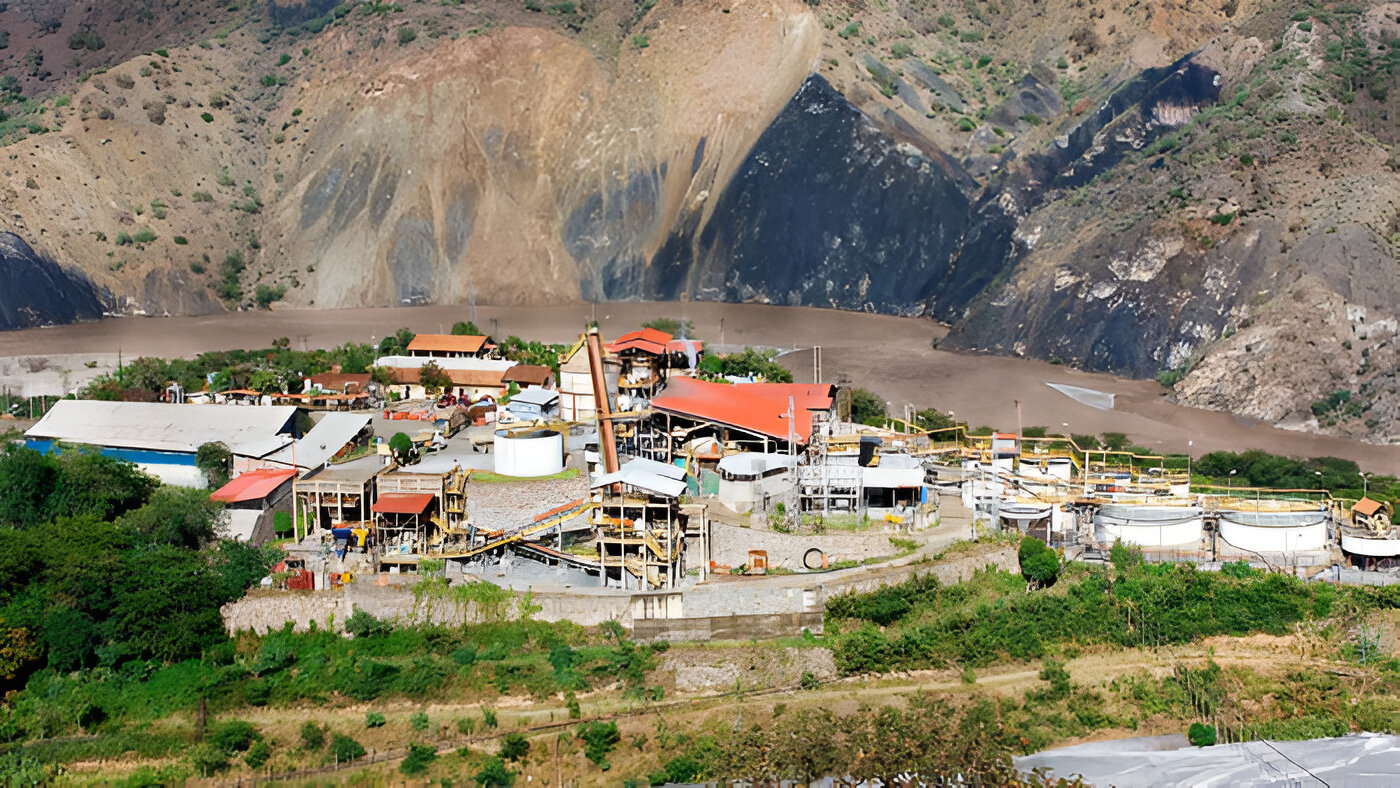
[0,0,1396,443]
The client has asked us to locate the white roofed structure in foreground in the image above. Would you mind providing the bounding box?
[1016,732,1400,787]
[591,457,686,498]
[263,413,371,469]
[26,400,296,458]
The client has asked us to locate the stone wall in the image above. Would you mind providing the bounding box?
[708,520,901,569]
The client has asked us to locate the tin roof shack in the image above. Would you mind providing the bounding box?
[406,333,493,359]
[591,458,689,590]
[505,387,559,422]
[373,459,469,570]
[297,455,385,538]
[261,413,374,472]
[25,400,297,487]
[642,377,836,462]
[604,329,703,400]
[210,468,296,543]
[305,370,371,394]
[503,364,555,390]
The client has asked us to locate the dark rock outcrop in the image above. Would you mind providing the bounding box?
[0,233,106,331]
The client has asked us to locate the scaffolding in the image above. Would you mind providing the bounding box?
[374,464,469,567]
[591,485,687,591]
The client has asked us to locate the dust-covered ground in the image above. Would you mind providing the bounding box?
[0,301,1395,471]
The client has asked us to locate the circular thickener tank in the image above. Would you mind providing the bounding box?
[1217,509,1327,554]
[493,428,565,477]
[1095,504,1204,547]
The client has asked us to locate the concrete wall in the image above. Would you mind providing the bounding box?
[632,611,823,643]
[222,582,633,634]
[708,520,900,569]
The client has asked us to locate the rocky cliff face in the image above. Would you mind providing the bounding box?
[0,233,105,331]
[0,0,1394,441]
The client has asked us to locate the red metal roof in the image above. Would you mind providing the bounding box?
[650,378,835,443]
[605,328,672,355]
[407,334,489,354]
[371,493,436,514]
[666,339,704,354]
[209,468,296,503]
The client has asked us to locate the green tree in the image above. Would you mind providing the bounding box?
[195,441,233,488]
[1017,536,1059,588]
[913,407,955,431]
[1188,722,1217,746]
[389,432,414,463]
[0,446,61,528]
[418,361,451,399]
[474,755,514,787]
[399,743,436,776]
[450,321,481,336]
[300,721,325,750]
[248,370,282,394]
[331,734,366,762]
[577,721,619,769]
[846,388,886,425]
[499,732,529,762]
[120,486,225,549]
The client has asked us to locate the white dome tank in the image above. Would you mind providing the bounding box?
[493,428,565,477]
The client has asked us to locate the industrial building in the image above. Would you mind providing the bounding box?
[25,400,298,486]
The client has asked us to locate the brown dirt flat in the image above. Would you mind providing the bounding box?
[2,301,1394,471]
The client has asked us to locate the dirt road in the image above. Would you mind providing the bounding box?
[0,301,1394,471]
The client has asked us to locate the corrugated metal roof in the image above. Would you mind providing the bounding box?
[406,334,488,354]
[591,458,686,498]
[373,355,515,372]
[372,492,436,514]
[650,378,834,443]
[26,400,296,457]
[210,468,296,502]
[508,387,559,407]
[605,328,672,355]
[1352,497,1382,517]
[263,412,371,469]
[502,364,553,385]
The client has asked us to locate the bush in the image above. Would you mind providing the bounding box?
[132,227,157,244]
[891,42,913,58]
[475,755,515,787]
[173,236,188,245]
[244,739,271,769]
[208,720,259,752]
[397,27,417,45]
[410,710,429,732]
[399,743,437,776]
[456,716,476,735]
[201,112,214,123]
[1018,537,1059,587]
[300,721,325,750]
[499,732,530,762]
[577,721,619,769]
[366,712,387,728]
[331,734,366,762]
[1188,722,1217,746]
[482,708,498,729]
[800,670,820,690]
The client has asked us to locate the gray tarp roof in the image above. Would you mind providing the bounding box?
[263,412,371,469]
[1015,732,1400,787]
[592,458,686,498]
[507,387,560,407]
[27,400,295,458]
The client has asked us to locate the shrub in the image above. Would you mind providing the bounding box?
[577,721,619,769]
[499,732,530,762]
[800,670,820,690]
[891,42,913,58]
[331,734,366,762]
[410,711,429,732]
[244,740,271,769]
[201,112,214,123]
[173,236,188,245]
[958,117,976,132]
[254,284,286,308]
[399,743,437,776]
[397,27,417,45]
[456,716,476,735]
[278,53,291,66]
[474,756,514,787]
[209,720,260,752]
[1188,722,1217,746]
[1109,539,1143,573]
[1018,537,1059,587]
[132,227,157,244]
[1156,369,1182,387]
[260,74,278,87]
[366,712,386,728]
[482,708,498,729]
[115,232,132,246]
[631,34,649,49]
[192,191,213,202]
[300,721,325,750]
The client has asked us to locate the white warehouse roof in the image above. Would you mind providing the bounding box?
[508,387,559,408]
[27,400,296,458]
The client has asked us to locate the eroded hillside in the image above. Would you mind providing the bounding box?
[0,0,1395,442]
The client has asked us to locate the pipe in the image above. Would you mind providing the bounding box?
[586,326,620,474]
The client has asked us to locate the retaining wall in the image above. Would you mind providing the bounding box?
[708,521,900,569]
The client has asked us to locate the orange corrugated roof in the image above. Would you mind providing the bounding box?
[407,334,488,354]
[387,367,504,388]
[372,492,436,514]
[993,432,1018,439]
[650,378,834,443]
[606,327,672,355]
[210,468,296,503]
[502,364,553,386]
[1353,497,1382,517]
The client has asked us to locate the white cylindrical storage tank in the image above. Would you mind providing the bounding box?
[1096,504,1203,547]
[493,428,565,478]
[1218,509,1327,554]
[1340,532,1400,558]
